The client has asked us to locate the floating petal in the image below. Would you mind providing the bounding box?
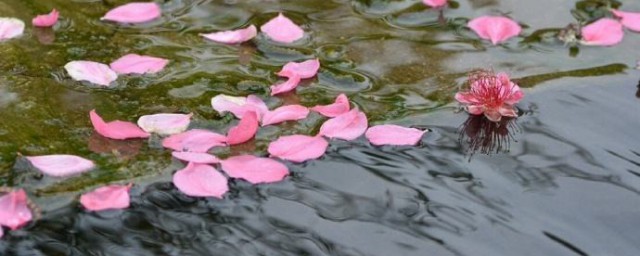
[468,16,521,45]
[171,151,220,164]
[278,59,320,79]
[211,94,268,119]
[102,2,161,24]
[173,163,228,198]
[65,61,118,87]
[310,93,350,117]
[0,18,25,41]
[80,184,131,211]
[268,135,328,162]
[270,75,301,96]
[319,109,368,140]
[137,113,192,135]
[423,0,448,8]
[260,13,304,43]
[201,25,257,44]
[90,110,150,140]
[0,189,32,230]
[26,155,95,177]
[162,129,227,152]
[612,10,640,32]
[365,125,427,146]
[581,18,624,46]
[110,54,169,75]
[220,155,289,184]
[32,9,59,27]
[262,105,309,126]
[226,111,259,145]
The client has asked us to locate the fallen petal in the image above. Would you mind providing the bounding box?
[0,189,32,230]
[173,163,228,198]
[268,135,328,162]
[110,54,169,75]
[171,151,220,164]
[262,105,309,126]
[278,59,320,79]
[0,18,25,41]
[26,155,95,177]
[319,108,368,140]
[102,2,161,24]
[260,13,304,43]
[201,25,257,44]
[80,184,131,211]
[220,155,289,184]
[211,94,268,119]
[270,75,301,96]
[310,93,350,117]
[581,18,624,46]
[226,111,259,145]
[612,10,640,32]
[32,9,59,27]
[162,129,227,152]
[90,110,150,140]
[365,125,427,146]
[468,16,521,45]
[422,0,448,8]
[137,113,192,135]
[65,61,118,87]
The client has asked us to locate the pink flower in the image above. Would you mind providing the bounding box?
[455,70,523,122]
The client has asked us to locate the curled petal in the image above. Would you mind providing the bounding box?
[162,129,226,152]
[262,105,309,126]
[90,110,150,140]
[173,163,228,198]
[581,18,624,46]
[468,16,521,45]
[0,189,32,230]
[311,93,350,117]
[211,94,268,119]
[80,184,131,211]
[201,25,257,44]
[102,2,161,24]
[260,13,304,43]
[422,0,448,8]
[278,59,320,79]
[220,155,289,184]
[226,111,259,145]
[137,113,192,135]
[171,151,220,164]
[611,10,640,32]
[319,109,368,140]
[0,18,25,41]
[32,9,59,27]
[110,54,169,75]
[268,135,328,162]
[26,155,95,177]
[365,125,427,146]
[65,61,118,87]
[270,75,301,96]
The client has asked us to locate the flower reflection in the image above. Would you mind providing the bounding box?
[458,114,519,156]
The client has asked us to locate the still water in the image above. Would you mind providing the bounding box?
[1,0,640,255]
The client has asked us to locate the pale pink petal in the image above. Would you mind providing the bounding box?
[612,10,640,32]
[101,2,161,24]
[109,54,169,75]
[226,111,259,145]
[173,163,228,198]
[268,135,328,162]
[90,110,150,140]
[32,9,59,27]
[220,155,289,184]
[171,151,220,164]
[581,18,624,46]
[0,18,25,41]
[504,89,524,105]
[498,105,518,117]
[80,184,131,211]
[162,129,227,152]
[278,59,320,79]
[260,13,304,43]
[65,61,118,87]
[270,75,301,96]
[467,105,484,115]
[261,105,309,126]
[454,92,481,104]
[468,16,522,45]
[422,0,448,8]
[137,113,192,135]
[0,190,32,230]
[310,94,350,118]
[211,94,268,119]
[26,154,95,177]
[245,95,270,119]
[319,109,368,140]
[201,25,257,44]
[484,109,502,122]
[365,125,427,146]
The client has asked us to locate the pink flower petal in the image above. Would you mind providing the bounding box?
[201,25,257,44]
[26,154,95,177]
[226,111,259,145]
[0,18,25,41]
[211,94,268,119]
[261,105,309,126]
[454,92,481,104]
[581,18,624,46]
[319,109,368,141]
[64,61,118,87]
[422,0,448,8]
[32,9,59,27]
[162,129,227,152]
[80,184,131,211]
[468,16,522,45]
[0,189,32,230]
[278,59,320,79]
[498,105,518,117]
[310,93,350,118]
[268,135,328,162]
[109,54,169,75]
[220,155,289,184]
[270,75,301,96]
[612,10,640,32]
[173,163,228,198]
[90,110,150,140]
[484,109,502,122]
[137,113,192,135]
[365,125,427,146]
[101,2,161,24]
[260,13,304,43]
[171,151,220,164]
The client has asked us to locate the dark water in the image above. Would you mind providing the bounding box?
[1,0,640,255]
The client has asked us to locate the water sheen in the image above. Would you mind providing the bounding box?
[1,0,640,255]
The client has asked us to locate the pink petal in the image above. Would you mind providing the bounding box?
[80,184,131,211]
[310,93,350,118]
[260,13,304,43]
[171,151,220,164]
[26,154,95,177]
[137,113,192,135]
[454,92,480,104]
[101,2,161,24]
[201,25,257,44]
[468,16,522,45]
[162,129,227,152]
[261,105,309,126]
[270,75,301,96]
[109,54,169,75]
[498,105,518,117]
[220,155,289,184]
[211,94,268,119]
[318,109,368,141]
[32,9,59,27]
[484,109,502,122]
[226,111,259,145]
[365,125,427,146]
[0,189,32,230]
[245,95,270,119]
[0,18,25,41]
[90,110,150,140]
[278,59,320,79]
[172,163,228,198]
[422,0,448,8]
[268,135,328,162]
[467,105,485,115]
[64,61,118,87]
[612,10,640,32]
[581,18,625,46]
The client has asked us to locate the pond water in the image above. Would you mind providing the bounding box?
[1,0,640,255]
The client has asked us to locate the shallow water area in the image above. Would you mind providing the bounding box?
[1,0,640,255]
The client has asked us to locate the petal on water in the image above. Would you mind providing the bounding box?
[226,111,259,145]
[0,18,25,41]
[270,75,301,96]
[262,105,309,126]
[468,16,522,45]
[162,129,227,152]
[365,125,427,146]
[260,13,304,43]
[173,163,228,198]
[220,155,289,184]
[110,54,169,75]
[32,9,59,27]
[171,151,220,164]
[90,110,150,140]
[0,189,32,230]
[80,184,132,211]
[102,2,161,24]
[65,61,118,87]
[319,109,368,140]
[612,10,640,32]
[580,18,624,46]
[268,135,328,162]
[277,59,320,79]
[26,154,95,177]
[311,94,350,117]
[201,25,257,44]
[137,113,192,135]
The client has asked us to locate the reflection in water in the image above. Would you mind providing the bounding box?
[457,115,519,157]
[33,28,55,45]
[636,78,640,98]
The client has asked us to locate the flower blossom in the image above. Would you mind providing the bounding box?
[455,70,523,122]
